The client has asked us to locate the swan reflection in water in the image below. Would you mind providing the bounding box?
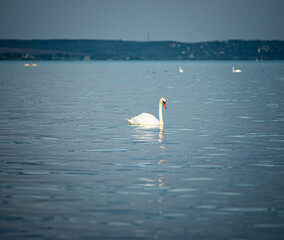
[158,128,166,144]
[130,124,167,230]
[130,125,166,146]
[130,125,167,185]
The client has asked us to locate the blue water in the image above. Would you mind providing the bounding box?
[0,61,284,239]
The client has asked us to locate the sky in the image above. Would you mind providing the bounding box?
[0,0,283,42]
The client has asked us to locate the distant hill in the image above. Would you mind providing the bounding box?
[0,39,283,60]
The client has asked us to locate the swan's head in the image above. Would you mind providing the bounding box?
[160,97,167,109]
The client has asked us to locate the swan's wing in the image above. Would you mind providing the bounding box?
[139,113,159,124]
[127,113,159,125]
[127,115,141,125]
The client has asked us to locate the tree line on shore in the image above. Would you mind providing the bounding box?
[0,39,283,60]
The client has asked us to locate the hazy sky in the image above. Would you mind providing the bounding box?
[0,0,283,42]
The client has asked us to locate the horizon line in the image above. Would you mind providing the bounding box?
[0,38,283,43]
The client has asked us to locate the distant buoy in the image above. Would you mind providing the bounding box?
[179,66,184,73]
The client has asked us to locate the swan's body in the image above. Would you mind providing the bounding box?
[127,98,166,127]
[24,63,37,67]
[128,113,159,125]
[179,66,184,73]
[232,66,242,73]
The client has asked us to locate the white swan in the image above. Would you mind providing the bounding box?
[127,97,167,127]
[179,66,184,73]
[232,66,242,73]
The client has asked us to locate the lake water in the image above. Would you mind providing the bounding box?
[0,61,284,239]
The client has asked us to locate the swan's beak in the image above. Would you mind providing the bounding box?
[163,101,167,109]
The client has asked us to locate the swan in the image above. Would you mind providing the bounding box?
[127,97,167,127]
[179,66,184,73]
[232,66,242,73]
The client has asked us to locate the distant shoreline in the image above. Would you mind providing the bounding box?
[0,39,283,60]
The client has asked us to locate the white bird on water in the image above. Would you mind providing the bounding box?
[179,66,184,73]
[127,97,167,128]
[232,66,242,73]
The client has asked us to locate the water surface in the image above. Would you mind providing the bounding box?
[0,61,284,239]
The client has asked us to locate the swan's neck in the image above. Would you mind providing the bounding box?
[159,102,164,126]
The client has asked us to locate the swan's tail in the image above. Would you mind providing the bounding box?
[126,119,133,125]
[127,118,138,125]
